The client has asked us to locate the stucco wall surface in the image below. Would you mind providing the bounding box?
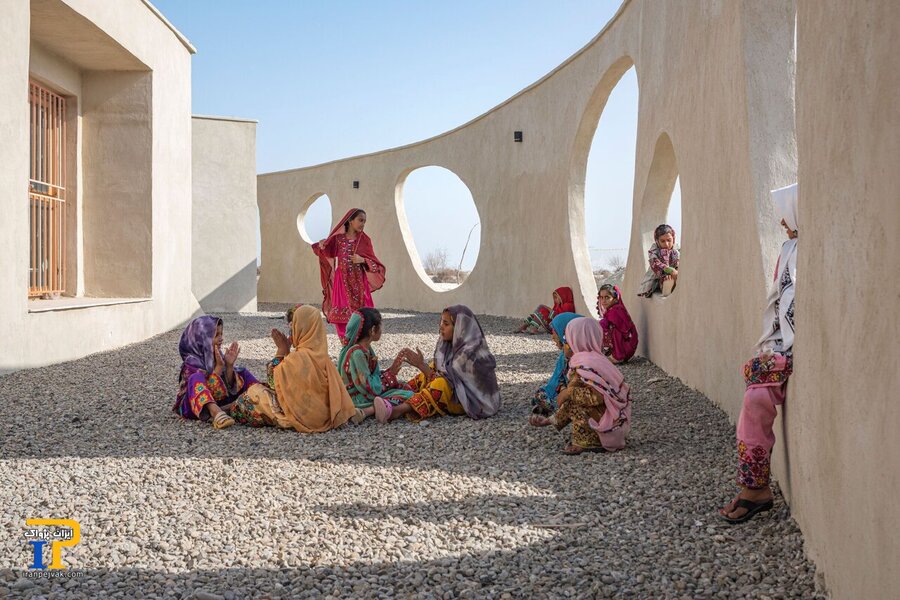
[0,0,199,371]
[788,2,900,598]
[258,1,898,596]
[192,116,259,314]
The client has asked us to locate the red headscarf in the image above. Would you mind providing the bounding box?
[553,286,576,314]
[311,208,386,317]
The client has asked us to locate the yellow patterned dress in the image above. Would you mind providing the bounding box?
[554,373,605,450]
[405,362,467,421]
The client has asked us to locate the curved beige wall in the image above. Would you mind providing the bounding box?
[259,1,900,596]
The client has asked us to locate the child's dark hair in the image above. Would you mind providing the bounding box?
[654,224,675,241]
[598,283,619,301]
[285,305,297,323]
[343,209,366,231]
[357,307,382,340]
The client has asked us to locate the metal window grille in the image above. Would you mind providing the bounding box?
[28,81,67,297]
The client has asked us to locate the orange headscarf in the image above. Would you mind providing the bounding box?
[272,305,356,432]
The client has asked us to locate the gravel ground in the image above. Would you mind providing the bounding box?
[0,305,826,599]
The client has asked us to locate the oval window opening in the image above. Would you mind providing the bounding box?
[297,193,333,244]
[397,166,480,291]
[584,66,638,292]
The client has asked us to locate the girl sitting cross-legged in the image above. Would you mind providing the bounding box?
[172,315,259,430]
[338,308,415,422]
[530,317,632,455]
[516,286,577,334]
[226,304,358,432]
[373,305,501,424]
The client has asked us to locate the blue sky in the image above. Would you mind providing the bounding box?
[153,0,680,271]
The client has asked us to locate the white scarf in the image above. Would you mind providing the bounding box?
[757,184,798,354]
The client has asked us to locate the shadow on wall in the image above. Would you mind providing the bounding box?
[197,260,258,314]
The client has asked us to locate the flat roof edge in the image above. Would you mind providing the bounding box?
[141,0,197,55]
[192,114,259,124]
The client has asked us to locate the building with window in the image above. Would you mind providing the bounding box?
[1,0,200,371]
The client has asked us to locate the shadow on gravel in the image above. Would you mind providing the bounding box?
[3,490,823,600]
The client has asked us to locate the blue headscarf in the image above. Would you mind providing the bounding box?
[541,312,583,407]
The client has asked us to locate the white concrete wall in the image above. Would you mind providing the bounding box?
[258,1,899,596]
[0,0,199,372]
[787,2,900,598]
[192,115,258,314]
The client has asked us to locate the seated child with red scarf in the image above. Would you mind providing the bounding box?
[597,284,638,363]
[516,286,577,334]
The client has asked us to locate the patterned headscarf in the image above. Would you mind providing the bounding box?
[178,315,222,375]
[434,305,500,419]
[541,312,583,408]
[337,311,366,372]
[565,317,632,451]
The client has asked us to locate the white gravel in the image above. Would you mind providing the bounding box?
[0,305,826,599]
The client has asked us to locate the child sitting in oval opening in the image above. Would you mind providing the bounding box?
[338,307,414,422]
[597,284,638,363]
[172,315,259,430]
[638,224,679,297]
[516,286,577,334]
[374,305,501,424]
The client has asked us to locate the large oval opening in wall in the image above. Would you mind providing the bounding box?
[396,166,481,291]
[584,66,638,293]
[297,193,333,244]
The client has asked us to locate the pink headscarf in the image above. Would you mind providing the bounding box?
[565,317,632,451]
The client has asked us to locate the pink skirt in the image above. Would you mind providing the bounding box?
[329,267,374,326]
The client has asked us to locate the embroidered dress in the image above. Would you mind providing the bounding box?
[313,208,386,339]
[405,361,466,421]
[554,373,604,450]
[341,344,414,409]
[531,312,583,415]
[599,297,638,363]
[565,318,632,451]
[638,241,680,297]
[327,234,377,329]
[523,286,576,332]
[171,315,259,420]
[337,312,413,409]
[734,183,798,489]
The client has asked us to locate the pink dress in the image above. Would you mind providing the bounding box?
[328,235,375,337]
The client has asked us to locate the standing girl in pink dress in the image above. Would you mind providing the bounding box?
[312,208,386,342]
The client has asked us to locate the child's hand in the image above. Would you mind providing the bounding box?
[271,328,292,356]
[213,341,224,374]
[351,254,366,264]
[318,241,326,250]
[224,342,240,368]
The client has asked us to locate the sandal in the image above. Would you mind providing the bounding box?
[351,408,367,424]
[374,397,393,424]
[212,412,235,430]
[529,414,552,427]
[562,444,605,455]
[720,498,774,524]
